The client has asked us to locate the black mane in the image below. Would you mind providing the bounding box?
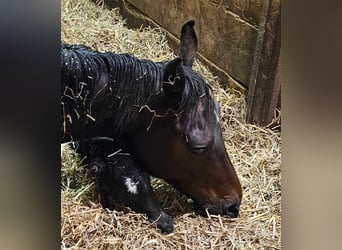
[61,43,215,140]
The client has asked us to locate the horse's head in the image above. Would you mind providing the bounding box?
[129,20,242,217]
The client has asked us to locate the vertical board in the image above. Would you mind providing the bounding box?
[246,0,281,125]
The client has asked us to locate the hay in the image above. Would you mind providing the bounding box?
[61,0,281,249]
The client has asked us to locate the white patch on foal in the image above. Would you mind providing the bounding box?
[124,177,139,195]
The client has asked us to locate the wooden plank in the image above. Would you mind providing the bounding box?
[246,0,281,126]
[126,0,262,87]
[221,0,265,26]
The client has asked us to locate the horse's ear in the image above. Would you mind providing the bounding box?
[163,57,185,104]
[179,20,198,67]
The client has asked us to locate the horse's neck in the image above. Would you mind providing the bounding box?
[89,53,164,134]
[61,45,165,139]
[104,53,163,99]
[109,53,162,84]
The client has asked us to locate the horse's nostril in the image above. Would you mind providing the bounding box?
[223,199,240,218]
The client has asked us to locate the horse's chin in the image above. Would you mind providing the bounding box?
[193,201,223,216]
[194,198,240,218]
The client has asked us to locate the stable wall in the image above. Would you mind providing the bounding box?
[104,0,281,125]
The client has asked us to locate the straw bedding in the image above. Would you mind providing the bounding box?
[61,0,281,249]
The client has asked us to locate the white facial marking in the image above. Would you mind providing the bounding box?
[124,177,139,195]
[197,100,205,112]
[214,110,220,123]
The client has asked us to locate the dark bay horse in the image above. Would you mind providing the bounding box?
[61,20,242,232]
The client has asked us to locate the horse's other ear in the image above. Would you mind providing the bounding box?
[179,20,198,67]
[163,57,185,104]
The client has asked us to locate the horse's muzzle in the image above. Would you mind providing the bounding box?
[196,197,240,218]
[222,198,240,218]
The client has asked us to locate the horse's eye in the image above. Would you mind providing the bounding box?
[182,134,210,155]
[190,146,208,155]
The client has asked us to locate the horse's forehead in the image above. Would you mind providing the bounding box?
[197,98,206,112]
[184,98,214,128]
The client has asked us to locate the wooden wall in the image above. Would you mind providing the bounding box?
[104,0,281,126]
